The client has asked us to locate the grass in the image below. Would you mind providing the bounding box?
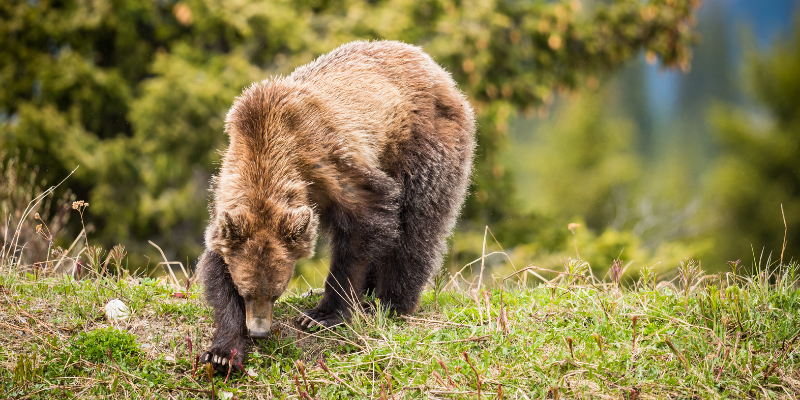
[1,253,799,399]
[1,167,798,398]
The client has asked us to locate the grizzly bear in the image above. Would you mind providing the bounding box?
[198,40,475,371]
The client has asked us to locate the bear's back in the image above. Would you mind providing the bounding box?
[289,40,445,94]
[288,40,467,169]
[219,41,473,212]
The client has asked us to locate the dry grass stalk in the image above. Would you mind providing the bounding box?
[463,351,482,399]
[780,203,787,266]
[665,337,689,373]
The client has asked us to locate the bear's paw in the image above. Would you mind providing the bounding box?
[297,308,345,329]
[201,347,244,374]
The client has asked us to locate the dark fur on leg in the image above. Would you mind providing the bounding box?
[198,250,247,373]
[298,227,366,328]
[376,95,475,315]
[299,171,400,328]
[361,262,378,297]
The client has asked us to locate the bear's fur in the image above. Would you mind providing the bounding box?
[198,40,475,371]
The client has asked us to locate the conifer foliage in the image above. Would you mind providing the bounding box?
[0,0,700,262]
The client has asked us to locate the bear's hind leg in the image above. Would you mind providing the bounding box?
[198,251,247,373]
[358,262,380,313]
[376,118,473,315]
[375,186,464,314]
[362,262,378,298]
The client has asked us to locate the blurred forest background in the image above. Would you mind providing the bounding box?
[1,0,798,287]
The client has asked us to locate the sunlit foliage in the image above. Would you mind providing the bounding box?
[0,0,700,264]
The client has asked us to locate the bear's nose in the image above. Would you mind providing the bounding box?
[245,315,274,340]
[247,327,273,340]
[244,299,275,339]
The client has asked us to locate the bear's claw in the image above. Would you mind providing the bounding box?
[298,309,344,329]
[359,300,377,313]
[201,350,241,374]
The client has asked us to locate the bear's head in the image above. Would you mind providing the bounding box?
[209,205,318,338]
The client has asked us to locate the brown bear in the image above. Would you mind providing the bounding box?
[198,40,475,371]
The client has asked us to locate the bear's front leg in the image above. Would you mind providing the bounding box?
[198,251,247,373]
[299,173,400,329]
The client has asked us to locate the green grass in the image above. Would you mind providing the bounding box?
[1,261,799,399]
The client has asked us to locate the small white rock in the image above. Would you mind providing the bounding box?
[164,355,176,362]
[105,299,130,320]
[246,368,258,377]
[218,391,233,400]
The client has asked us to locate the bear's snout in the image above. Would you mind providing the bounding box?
[245,299,274,339]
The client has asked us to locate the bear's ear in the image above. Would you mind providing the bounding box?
[218,211,246,245]
[285,206,314,243]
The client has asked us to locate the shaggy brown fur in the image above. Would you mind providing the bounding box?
[198,40,475,371]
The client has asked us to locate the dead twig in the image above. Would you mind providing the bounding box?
[294,374,312,400]
[175,386,213,395]
[463,351,482,399]
[437,359,457,388]
[665,338,689,373]
[401,316,471,328]
[106,348,134,386]
[430,335,491,345]
[780,204,787,266]
[318,359,365,395]
[148,240,183,290]
[205,363,216,400]
[432,371,448,388]
[716,347,730,382]
[225,349,238,384]
[762,328,800,380]
[0,320,60,350]
[384,372,395,400]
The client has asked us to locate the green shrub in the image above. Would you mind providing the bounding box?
[69,327,142,365]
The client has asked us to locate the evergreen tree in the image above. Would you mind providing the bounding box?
[705,25,800,266]
[0,0,700,265]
